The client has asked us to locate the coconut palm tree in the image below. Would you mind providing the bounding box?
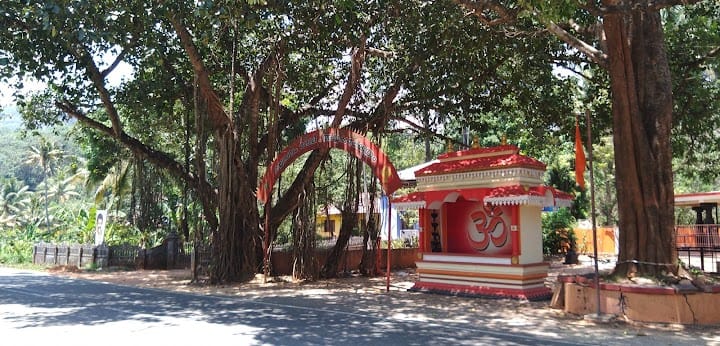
[0,178,33,228]
[24,137,64,233]
[48,170,86,203]
[0,178,32,215]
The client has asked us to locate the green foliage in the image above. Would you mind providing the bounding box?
[666,3,720,185]
[541,208,576,255]
[380,237,415,249]
[0,0,716,279]
[590,137,618,226]
[0,226,34,264]
[83,261,100,272]
[103,223,142,247]
[384,131,437,170]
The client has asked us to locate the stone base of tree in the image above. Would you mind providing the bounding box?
[553,274,720,325]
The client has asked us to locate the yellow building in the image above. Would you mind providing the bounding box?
[316,194,383,239]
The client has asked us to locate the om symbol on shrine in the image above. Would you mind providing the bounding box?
[468,205,509,252]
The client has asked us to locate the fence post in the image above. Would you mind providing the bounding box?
[92,245,97,268]
[166,232,179,269]
[95,245,109,269]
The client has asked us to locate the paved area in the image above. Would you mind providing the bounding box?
[38,256,720,345]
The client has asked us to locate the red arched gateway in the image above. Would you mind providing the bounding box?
[257,128,402,203]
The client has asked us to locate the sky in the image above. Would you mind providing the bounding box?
[1,58,134,108]
[0,76,45,107]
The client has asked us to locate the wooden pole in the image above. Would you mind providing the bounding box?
[586,109,601,316]
[386,196,392,292]
[263,200,271,283]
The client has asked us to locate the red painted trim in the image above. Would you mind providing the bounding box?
[511,205,520,257]
[441,203,448,252]
[674,191,720,199]
[423,208,430,252]
[410,281,552,300]
[417,258,550,269]
[422,252,515,259]
[563,276,720,295]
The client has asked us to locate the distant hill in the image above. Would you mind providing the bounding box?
[0,106,83,188]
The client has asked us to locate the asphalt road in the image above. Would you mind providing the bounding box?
[0,267,716,346]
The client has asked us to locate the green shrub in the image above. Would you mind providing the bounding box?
[541,208,577,255]
[0,238,33,264]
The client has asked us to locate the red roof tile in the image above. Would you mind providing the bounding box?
[416,153,546,176]
[437,144,520,160]
[392,191,425,203]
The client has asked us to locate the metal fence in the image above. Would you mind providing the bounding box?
[676,225,720,249]
[676,225,720,273]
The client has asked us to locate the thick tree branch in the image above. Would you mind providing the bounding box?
[269,38,368,226]
[100,48,129,79]
[388,115,458,145]
[167,11,231,130]
[242,39,287,184]
[545,21,609,69]
[330,37,367,128]
[456,1,609,69]
[684,45,720,70]
[55,100,213,200]
[348,62,420,133]
[256,82,334,151]
[366,47,395,58]
[453,0,520,26]
[69,43,125,136]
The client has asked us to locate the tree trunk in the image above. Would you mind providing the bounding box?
[322,207,357,278]
[291,186,317,281]
[359,217,379,276]
[359,176,380,276]
[321,158,361,278]
[603,5,677,278]
[210,126,259,283]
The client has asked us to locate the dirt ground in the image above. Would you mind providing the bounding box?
[48,265,423,297]
[42,255,610,317]
[44,255,620,299]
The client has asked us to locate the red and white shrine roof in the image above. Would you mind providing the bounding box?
[409,144,547,191]
[392,143,573,210]
[392,185,574,211]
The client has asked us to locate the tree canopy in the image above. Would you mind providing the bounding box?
[1,0,718,280]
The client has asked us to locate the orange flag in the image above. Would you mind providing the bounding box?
[575,120,586,189]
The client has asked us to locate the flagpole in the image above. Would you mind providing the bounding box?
[386,196,392,293]
[585,109,601,317]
